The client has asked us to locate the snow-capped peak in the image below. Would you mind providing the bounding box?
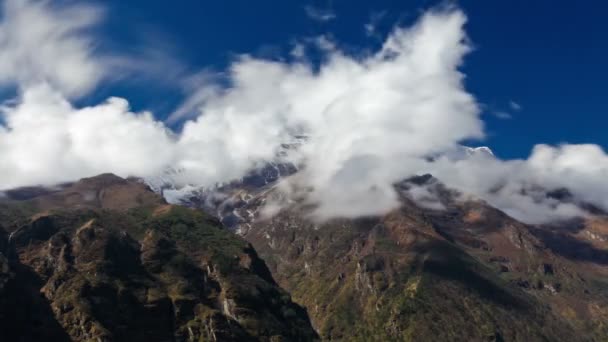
[465,146,494,156]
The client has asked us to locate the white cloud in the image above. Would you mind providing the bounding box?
[0,7,482,217]
[493,111,512,119]
[169,9,481,219]
[426,144,608,223]
[404,184,446,210]
[304,5,336,22]
[0,0,201,101]
[166,71,222,124]
[0,84,175,189]
[0,0,105,97]
[509,100,522,111]
[1,2,607,226]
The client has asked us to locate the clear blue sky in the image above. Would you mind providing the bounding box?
[91,0,607,159]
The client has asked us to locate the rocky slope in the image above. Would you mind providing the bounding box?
[0,174,318,341]
[184,174,608,341]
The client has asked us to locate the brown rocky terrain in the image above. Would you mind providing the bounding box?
[199,175,608,341]
[4,171,608,341]
[0,174,318,341]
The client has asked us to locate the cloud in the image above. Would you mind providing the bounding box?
[1,2,607,226]
[425,144,608,223]
[364,11,387,37]
[170,9,481,219]
[509,100,522,111]
[0,84,175,189]
[0,7,481,213]
[490,100,521,119]
[0,0,106,97]
[493,111,512,119]
[0,0,203,104]
[304,5,336,22]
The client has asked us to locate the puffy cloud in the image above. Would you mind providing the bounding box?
[0,84,174,189]
[427,144,608,223]
[526,144,608,212]
[0,7,482,217]
[1,2,607,225]
[170,9,481,219]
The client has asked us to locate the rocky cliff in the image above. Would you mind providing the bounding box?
[0,174,318,341]
[209,175,608,341]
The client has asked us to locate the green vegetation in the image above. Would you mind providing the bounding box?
[0,175,319,341]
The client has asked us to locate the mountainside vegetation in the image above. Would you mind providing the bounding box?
[0,174,318,342]
[235,179,608,341]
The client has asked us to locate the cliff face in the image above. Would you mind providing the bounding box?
[5,172,608,341]
[0,174,318,342]
[219,178,608,341]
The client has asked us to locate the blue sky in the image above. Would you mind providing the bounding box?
[87,0,608,159]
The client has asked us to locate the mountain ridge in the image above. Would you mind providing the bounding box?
[0,174,318,341]
[3,172,608,341]
[161,168,608,341]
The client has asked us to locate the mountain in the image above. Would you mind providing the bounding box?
[173,172,608,341]
[143,145,497,231]
[0,174,318,341]
[145,162,298,232]
[4,171,607,341]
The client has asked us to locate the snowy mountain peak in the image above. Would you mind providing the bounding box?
[466,146,494,156]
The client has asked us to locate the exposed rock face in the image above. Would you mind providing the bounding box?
[193,175,608,341]
[7,171,608,341]
[0,175,318,341]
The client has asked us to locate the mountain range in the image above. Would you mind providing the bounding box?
[0,167,607,341]
[152,148,608,341]
[0,174,317,341]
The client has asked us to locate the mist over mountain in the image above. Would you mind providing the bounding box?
[1,0,608,225]
[1,1,608,341]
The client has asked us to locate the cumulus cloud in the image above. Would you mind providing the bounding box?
[166,71,223,124]
[1,1,607,225]
[0,6,482,211]
[364,11,387,37]
[425,144,608,223]
[0,84,175,188]
[168,9,481,219]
